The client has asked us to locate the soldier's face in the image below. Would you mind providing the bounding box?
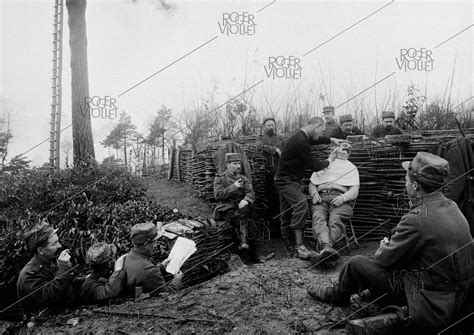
[38,233,62,260]
[323,112,334,123]
[404,171,417,199]
[263,120,276,133]
[310,124,325,141]
[341,122,353,133]
[383,118,395,129]
[227,161,241,175]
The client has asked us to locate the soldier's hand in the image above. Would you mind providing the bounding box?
[327,149,337,162]
[162,256,171,268]
[114,254,126,271]
[330,138,351,147]
[311,193,322,204]
[57,249,72,267]
[233,179,243,188]
[275,148,281,156]
[238,199,248,208]
[380,237,389,248]
[174,271,184,280]
[330,195,345,207]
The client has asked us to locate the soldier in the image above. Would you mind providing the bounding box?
[122,222,183,296]
[214,153,256,250]
[275,117,347,259]
[322,106,341,137]
[79,242,126,305]
[17,222,77,313]
[309,143,359,265]
[307,152,474,332]
[331,114,364,140]
[371,111,403,138]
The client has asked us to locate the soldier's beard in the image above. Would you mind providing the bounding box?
[265,128,275,136]
[385,125,393,131]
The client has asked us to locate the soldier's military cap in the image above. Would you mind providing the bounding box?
[339,114,353,124]
[322,106,335,114]
[382,111,396,119]
[86,242,117,264]
[402,152,449,188]
[225,153,241,163]
[130,222,158,245]
[25,222,58,252]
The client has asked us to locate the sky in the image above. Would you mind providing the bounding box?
[1,0,473,167]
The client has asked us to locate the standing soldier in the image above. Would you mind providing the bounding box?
[322,106,341,137]
[17,223,77,313]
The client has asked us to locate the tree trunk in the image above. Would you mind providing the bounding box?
[66,0,95,168]
[123,136,128,168]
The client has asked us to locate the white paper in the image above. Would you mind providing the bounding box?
[165,237,197,275]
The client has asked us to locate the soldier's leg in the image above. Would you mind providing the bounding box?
[311,201,330,249]
[328,201,353,249]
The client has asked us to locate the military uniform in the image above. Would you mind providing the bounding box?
[123,249,181,295]
[371,124,403,138]
[17,255,76,313]
[122,222,182,296]
[331,126,364,140]
[308,152,474,332]
[79,242,125,305]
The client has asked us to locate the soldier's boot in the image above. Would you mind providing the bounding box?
[238,220,250,250]
[283,238,295,257]
[307,282,350,306]
[294,229,311,260]
[318,232,339,263]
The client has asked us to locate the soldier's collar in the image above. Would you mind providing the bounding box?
[409,191,443,208]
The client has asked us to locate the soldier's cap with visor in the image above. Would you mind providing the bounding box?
[25,222,58,253]
[322,106,335,114]
[382,111,396,119]
[225,153,241,163]
[130,222,159,245]
[339,114,353,124]
[402,152,449,188]
[86,242,117,265]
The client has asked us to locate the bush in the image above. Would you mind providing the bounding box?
[0,166,183,308]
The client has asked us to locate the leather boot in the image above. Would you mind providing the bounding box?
[283,238,295,257]
[239,220,250,250]
[317,231,339,263]
[294,229,311,260]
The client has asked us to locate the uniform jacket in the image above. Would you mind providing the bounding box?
[79,270,126,305]
[17,255,76,313]
[213,170,255,218]
[370,124,403,138]
[122,249,182,296]
[330,127,364,140]
[275,130,331,182]
[433,136,473,233]
[374,191,474,330]
[323,122,340,138]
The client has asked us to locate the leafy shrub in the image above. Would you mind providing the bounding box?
[0,166,183,307]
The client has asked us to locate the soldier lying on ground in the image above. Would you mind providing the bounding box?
[79,242,126,305]
[307,152,474,333]
[17,222,78,314]
[309,143,359,265]
[122,222,183,296]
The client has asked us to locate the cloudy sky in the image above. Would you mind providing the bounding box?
[1,0,472,166]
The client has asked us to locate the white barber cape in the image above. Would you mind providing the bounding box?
[310,159,359,187]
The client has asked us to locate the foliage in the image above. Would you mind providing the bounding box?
[396,85,426,131]
[0,166,183,299]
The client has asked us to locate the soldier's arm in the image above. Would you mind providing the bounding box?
[374,214,425,269]
[89,271,126,302]
[214,176,238,201]
[342,185,359,202]
[23,264,76,305]
[144,264,171,295]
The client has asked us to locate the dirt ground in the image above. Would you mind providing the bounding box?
[0,178,422,333]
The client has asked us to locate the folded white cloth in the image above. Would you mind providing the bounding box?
[310,158,359,187]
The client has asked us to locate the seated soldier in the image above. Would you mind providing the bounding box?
[122,222,183,296]
[79,242,126,305]
[309,143,359,264]
[213,153,255,250]
[331,114,364,140]
[17,222,78,313]
[371,111,403,138]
